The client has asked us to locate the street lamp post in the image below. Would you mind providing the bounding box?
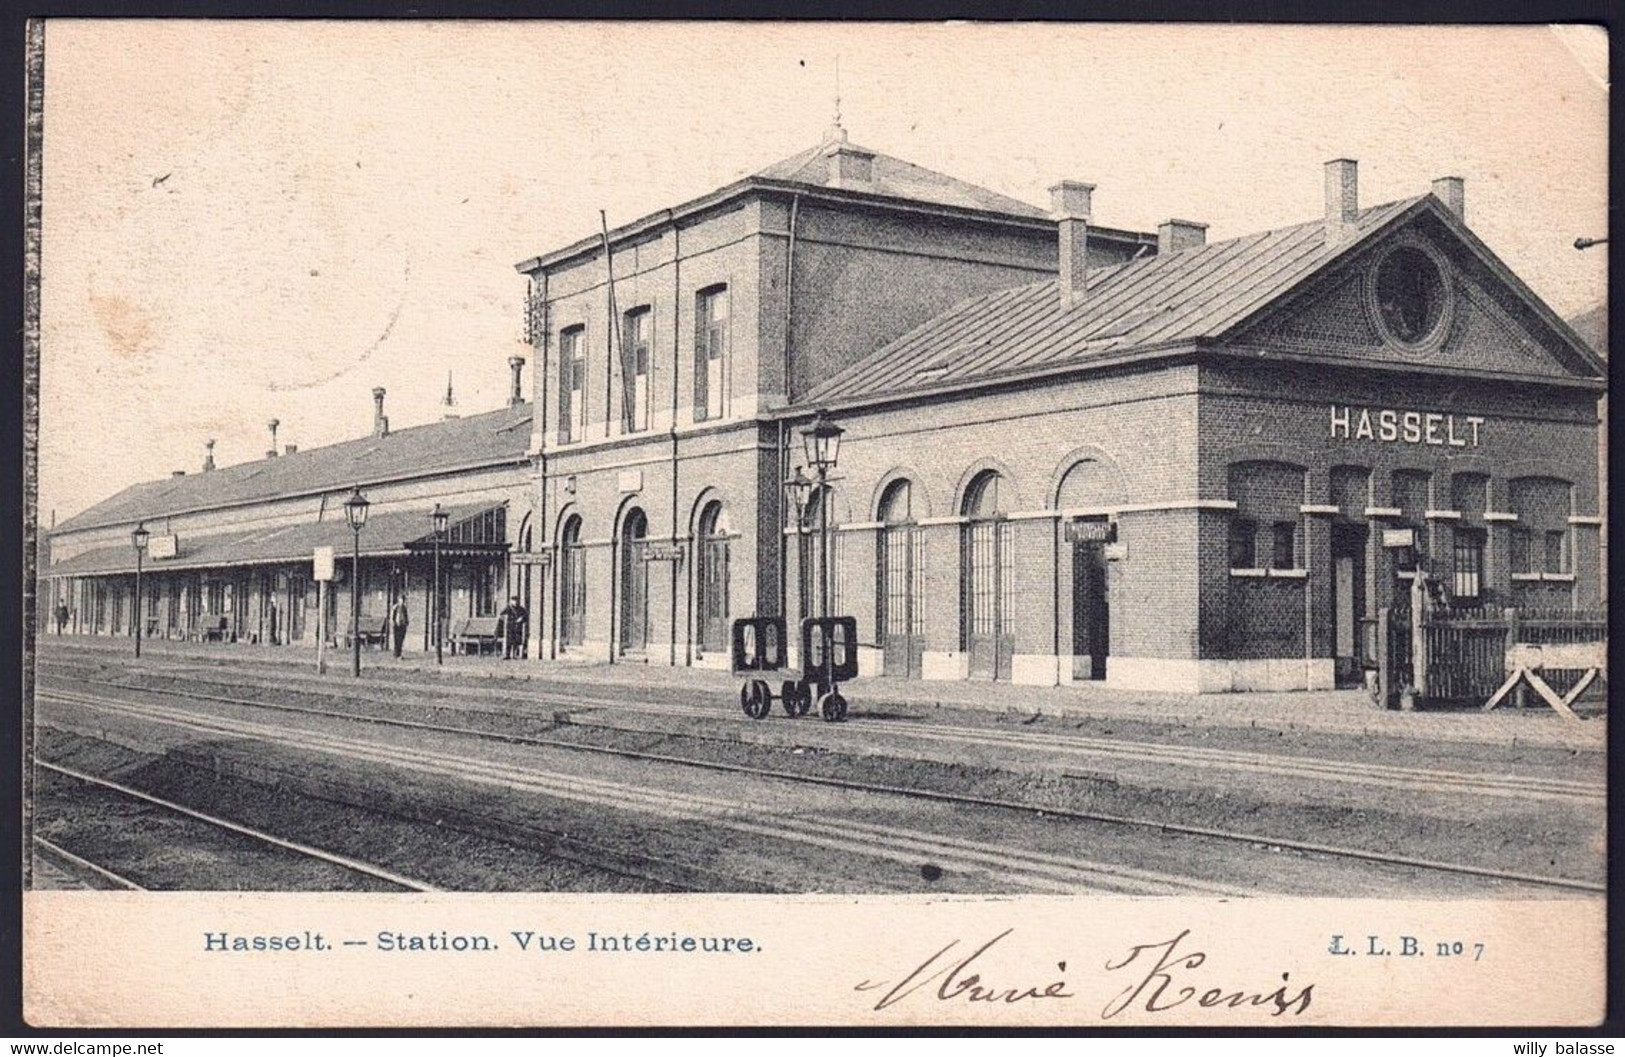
[431,503,449,665]
[343,486,370,678]
[800,411,845,719]
[131,522,149,658]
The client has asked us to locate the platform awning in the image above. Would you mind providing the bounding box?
[44,503,509,578]
[403,504,511,559]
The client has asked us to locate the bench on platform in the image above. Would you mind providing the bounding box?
[198,617,231,643]
[352,617,390,650]
[450,616,502,656]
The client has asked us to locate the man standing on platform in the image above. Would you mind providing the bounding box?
[499,595,527,660]
[389,595,410,658]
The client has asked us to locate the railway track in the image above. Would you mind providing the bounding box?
[37,656,1604,807]
[33,761,437,892]
[38,681,1603,894]
[33,833,145,890]
[43,685,1254,895]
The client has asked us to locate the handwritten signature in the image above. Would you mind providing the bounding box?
[854,929,1072,1011]
[855,928,1314,1019]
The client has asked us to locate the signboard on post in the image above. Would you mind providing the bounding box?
[148,534,179,560]
[1381,528,1416,549]
[312,546,335,581]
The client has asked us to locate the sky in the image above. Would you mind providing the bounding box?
[37,21,1609,526]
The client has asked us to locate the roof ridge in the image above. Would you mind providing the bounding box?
[803,194,1432,406]
[54,400,534,533]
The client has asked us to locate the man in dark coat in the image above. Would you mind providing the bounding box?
[499,596,527,660]
[389,596,410,658]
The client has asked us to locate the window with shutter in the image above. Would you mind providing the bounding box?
[694,286,728,422]
[623,309,651,433]
[558,327,585,443]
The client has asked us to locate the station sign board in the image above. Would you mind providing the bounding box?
[1065,519,1116,544]
[640,543,685,563]
[312,546,336,581]
[1381,528,1416,549]
[511,551,552,566]
[147,534,179,560]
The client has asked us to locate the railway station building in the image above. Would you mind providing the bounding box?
[515,130,1604,691]
[43,375,539,655]
[45,128,1605,692]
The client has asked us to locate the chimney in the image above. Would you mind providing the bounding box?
[203,439,216,472]
[265,418,280,458]
[171,470,186,478]
[372,387,389,437]
[508,355,527,406]
[1431,176,1465,222]
[822,128,874,186]
[1050,180,1095,308]
[283,443,298,455]
[1157,219,1209,255]
[1324,158,1359,237]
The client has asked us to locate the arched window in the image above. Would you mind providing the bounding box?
[619,507,649,654]
[800,486,844,619]
[696,501,730,654]
[877,479,923,678]
[961,470,1013,679]
[559,515,586,648]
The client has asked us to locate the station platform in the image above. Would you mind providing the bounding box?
[37,632,1604,751]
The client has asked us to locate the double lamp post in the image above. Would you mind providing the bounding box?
[784,411,844,707]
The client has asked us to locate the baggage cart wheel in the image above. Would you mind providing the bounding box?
[741,679,771,719]
[818,690,848,723]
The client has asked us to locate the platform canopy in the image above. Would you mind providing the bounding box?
[44,503,509,578]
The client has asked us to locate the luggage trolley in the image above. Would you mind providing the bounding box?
[730,615,858,722]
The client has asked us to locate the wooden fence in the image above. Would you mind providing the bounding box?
[1381,604,1607,709]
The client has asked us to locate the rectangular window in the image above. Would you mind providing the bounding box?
[1452,528,1485,601]
[558,327,585,444]
[694,286,728,422]
[1544,530,1566,574]
[1270,522,1297,570]
[1510,527,1532,574]
[1229,518,1258,569]
[623,308,651,433]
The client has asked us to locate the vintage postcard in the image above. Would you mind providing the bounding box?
[21,20,1609,1028]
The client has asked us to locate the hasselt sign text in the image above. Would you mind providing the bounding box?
[1330,406,1483,448]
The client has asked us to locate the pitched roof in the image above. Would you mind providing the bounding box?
[1568,303,1607,359]
[47,501,505,578]
[754,132,1051,220]
[806,197,1428,405]
[518,131,1152,275]
[54,403,533,535]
